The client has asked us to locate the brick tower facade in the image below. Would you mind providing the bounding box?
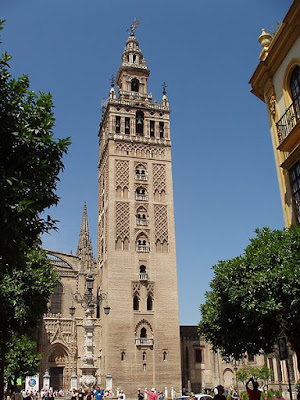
[97,30,182,396]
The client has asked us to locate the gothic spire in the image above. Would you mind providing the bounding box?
[77,202,96,268]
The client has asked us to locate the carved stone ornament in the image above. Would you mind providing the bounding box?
[268,94,276,117]
[81,375,96,389]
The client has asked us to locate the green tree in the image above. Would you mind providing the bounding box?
[0,20,70,397]
[236,365,273,385]
[199,226,300,373]
[236,366,260,384]
[5,334,42,392]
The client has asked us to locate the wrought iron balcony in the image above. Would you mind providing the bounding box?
[136,218,148,226]
[276,102,300,144]
[135,338,153,346]
[139,273,148,281]
[136,245,150,252]
[136,194,148,201]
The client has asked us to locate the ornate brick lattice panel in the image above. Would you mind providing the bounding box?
[154,204,168,242]
[147,282,154,297]
[104,162,109,252]
[153,164,166,193]
[115,160,129,189]
[132,282,141,298]
[116,202,130,241]
[115,143,165,159]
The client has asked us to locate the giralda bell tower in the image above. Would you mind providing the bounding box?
[97,24,181,396]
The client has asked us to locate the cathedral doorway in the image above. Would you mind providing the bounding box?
[47,345,69,391]
[49,367,64,391]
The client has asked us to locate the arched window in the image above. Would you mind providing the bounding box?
[143,351,146,361]
[131,78,139,92]
[136,233,149,252]
[133,295,139,311]
[140,327,147,338]
[290,65,300,121]
[135,164,147,180]
[121,351,125,361]
[136,111,144,135]
[51,282,63,314]
[136,186,148,201]
[163,351,167,361]
[147,295,153,311]
[140,265,146,273]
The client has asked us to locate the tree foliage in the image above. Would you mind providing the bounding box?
[199,226,300,371]
[0,19,70,269]
[0,19,70,397]
[236,365,273,384]
[5,334,42,391]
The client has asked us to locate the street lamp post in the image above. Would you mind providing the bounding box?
[72,273,110,390]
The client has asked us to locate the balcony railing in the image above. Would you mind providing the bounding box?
[135,174,148,181]
[135,338,153,346]
[136,194,148,201]
[139,273,148,281]
[136,219,148,226]
[136,245,150,253]
[276,102,300,144]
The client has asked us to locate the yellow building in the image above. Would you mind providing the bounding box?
[249,0,300,227]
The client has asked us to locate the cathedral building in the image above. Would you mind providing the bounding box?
[39,27,182,397]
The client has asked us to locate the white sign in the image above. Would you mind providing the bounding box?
[25,375,39,392]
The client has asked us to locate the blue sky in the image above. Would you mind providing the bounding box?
[2,0,291,325]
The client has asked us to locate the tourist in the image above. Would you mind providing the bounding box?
[118,390,125,400]
[70,390,77,400]
[246,378,261,400]
[78,388,85,400]
[86,391,93,400]
[94,387,104,400]
[213,385,226,400]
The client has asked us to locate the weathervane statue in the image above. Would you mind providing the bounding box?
[127,17,140,35]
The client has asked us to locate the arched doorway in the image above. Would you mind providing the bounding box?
[47,345,69,390]
[223,368,234,389]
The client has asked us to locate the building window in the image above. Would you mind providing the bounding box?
[150,120,155,137]
[159,122,164,138]
[131,78,140,92]
[139,265,148,281]
[136,207,148,226]
[133,295,140,311]
[135,165,147,181]
[140,327,147,338]
[248,354,255,362]
[121,351,125,361]
[163,351,167,361]
[136,235,150,253]
[143,351,146,361]
[136,187,148,201]
[195,348,203,364]
[143,363,146,371]
[290,65,300,121]
[51,282,63,314]
[116,116,121,133]
[147,295,153,311]
[125,117,130,134]
[136,110,144,135]
[289,159,300,224]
